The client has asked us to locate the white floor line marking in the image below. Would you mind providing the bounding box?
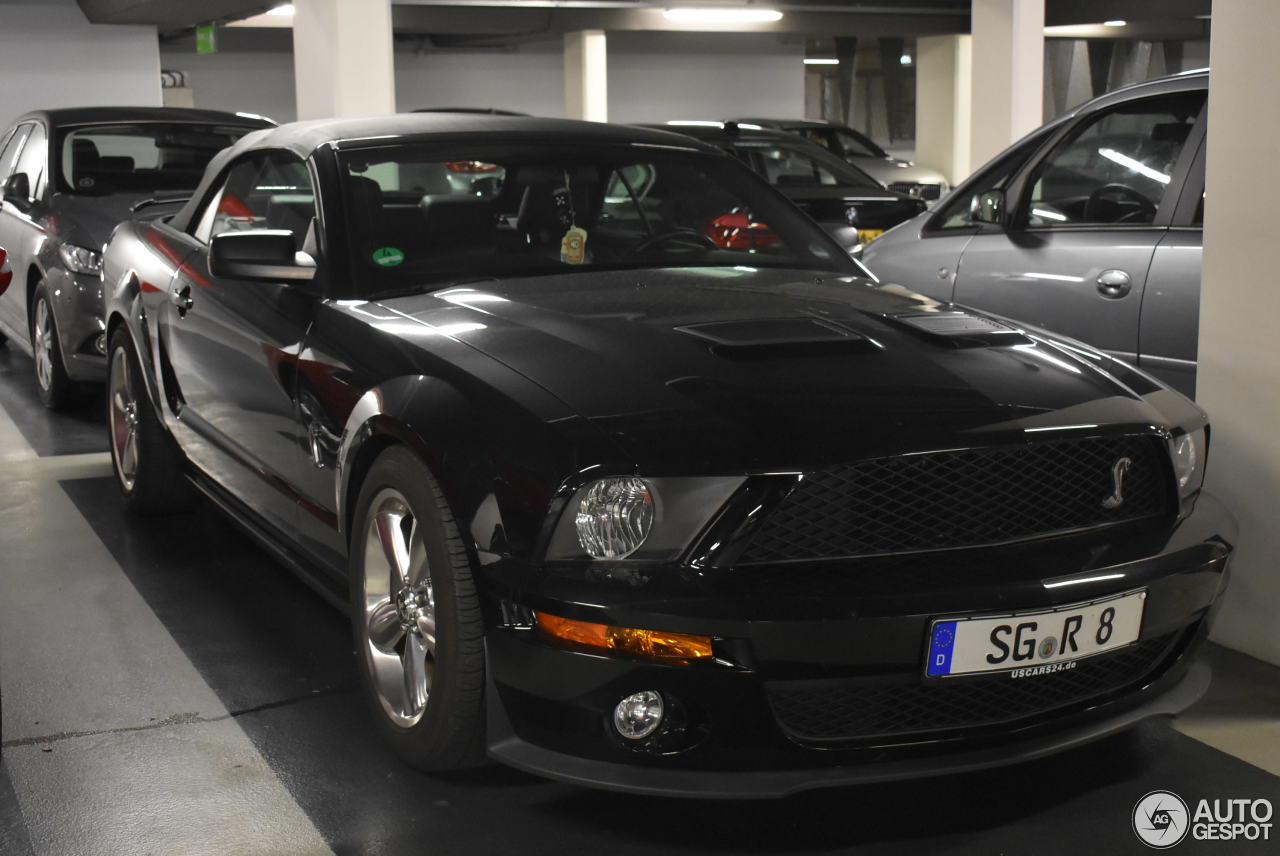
[0,395,335,856]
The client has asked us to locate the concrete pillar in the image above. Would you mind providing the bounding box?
[564,30,608,121]
[968,0,1043,173]
[1196,0,1280,667]
[293,0,395,120]
[915,35,971,185]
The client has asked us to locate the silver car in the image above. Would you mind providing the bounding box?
[862,71,1207,398]
[734,118,951,202]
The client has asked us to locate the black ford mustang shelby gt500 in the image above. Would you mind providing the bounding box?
[101,114,1234,798]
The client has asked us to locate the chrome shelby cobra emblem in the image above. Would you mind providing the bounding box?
[1101,457,1133,509]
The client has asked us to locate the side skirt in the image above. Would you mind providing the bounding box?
[187,470,350,612]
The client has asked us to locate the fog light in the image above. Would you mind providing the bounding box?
[94,333,107,355]
[613,690,664,740]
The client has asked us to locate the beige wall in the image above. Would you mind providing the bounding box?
[1197,0,1280,666]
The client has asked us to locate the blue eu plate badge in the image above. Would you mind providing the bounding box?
[927,621,957,677]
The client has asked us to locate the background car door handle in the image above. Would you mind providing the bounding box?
[1096,269,1132,299]
[171,285,193,316]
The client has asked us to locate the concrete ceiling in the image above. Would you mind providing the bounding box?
[78,0,1211,39]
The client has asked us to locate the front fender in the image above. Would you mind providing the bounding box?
[336,376,566,567]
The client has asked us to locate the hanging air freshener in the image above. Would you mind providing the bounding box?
[560,226,588,264]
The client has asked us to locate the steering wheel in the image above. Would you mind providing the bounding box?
[632,229,719,254]
[1082,183,1157,224]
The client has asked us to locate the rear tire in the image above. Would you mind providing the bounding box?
[350,446,487,771]
[30,283,75,410]
[107,327,196,514]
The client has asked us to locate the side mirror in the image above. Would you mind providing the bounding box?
[209,230,315,282]
[3,173,32,209]
[971,189,1006,226]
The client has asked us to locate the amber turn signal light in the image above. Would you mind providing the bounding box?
[535,611,714,661]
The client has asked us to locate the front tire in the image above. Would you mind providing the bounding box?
[350,446,486,771]
[107,327,196,514]
[30,283,75,409]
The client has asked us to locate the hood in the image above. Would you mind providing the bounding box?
[850,156,949,187]
[376,268,1178,473]
[49,192,187,250]
[779,185,926,230]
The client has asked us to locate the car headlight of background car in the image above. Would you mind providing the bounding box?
[546,476,744,561]
[58,243,103,276]
[1171,426,1207,500]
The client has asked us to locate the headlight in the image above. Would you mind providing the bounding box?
[1171,427,1207,498]
[59,243,102,276]
[546,476,745,562]
[575,477,655,559]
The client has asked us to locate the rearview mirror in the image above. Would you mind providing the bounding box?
[210,230,315,282]
[971,189,1006,226]
[2,173,31,209]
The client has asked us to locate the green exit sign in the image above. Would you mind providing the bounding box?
[196,23,217,54]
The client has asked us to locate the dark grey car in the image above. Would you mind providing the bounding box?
[0,107,272,407]
[863,71,1207,398]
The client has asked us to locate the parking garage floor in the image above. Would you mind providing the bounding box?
[0,344,1278,856]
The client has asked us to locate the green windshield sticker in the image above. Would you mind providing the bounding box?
[372,247,404,267]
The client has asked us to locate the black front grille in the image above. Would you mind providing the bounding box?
[888,181,944,201]
[768,631,1183,743]
[739,435,1172,564]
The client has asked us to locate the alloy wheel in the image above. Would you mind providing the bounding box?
[109,347,139,492]
[32,298,54,391]
[361,489,436,727]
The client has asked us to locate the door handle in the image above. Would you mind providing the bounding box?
[171,285,193,316]
[1096,269,1132,299]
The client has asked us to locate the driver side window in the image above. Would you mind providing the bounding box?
[1023,91,1204,228]
[192,151,315,245]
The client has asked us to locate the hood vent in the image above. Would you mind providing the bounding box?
[675,318,877,359]
[885,310,1032,348]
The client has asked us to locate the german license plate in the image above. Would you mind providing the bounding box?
[856,228,884,245]
[925,590,1146,678]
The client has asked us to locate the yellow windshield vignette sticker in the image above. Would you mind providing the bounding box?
[560,226,588,265]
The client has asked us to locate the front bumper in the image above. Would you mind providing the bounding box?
[481,492,1233,797]
[46,266,107,383]
[488,658,1211,798]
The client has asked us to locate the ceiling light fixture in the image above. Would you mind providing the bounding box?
[804,57,839,65]
[663,8,784,24]
[1103,19,1126,26]
[267,3,295,15]
[899,54,912,65]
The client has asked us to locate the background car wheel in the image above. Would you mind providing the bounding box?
[350,446,486,771]
[107,328,196,515]
[30,282,76,410]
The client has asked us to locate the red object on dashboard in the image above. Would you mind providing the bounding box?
[704,212,781,250]
[444,161,500,173]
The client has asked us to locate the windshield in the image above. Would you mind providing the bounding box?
[58,123,253,196]
[800,127,886,159]
[338,142,855,292]
[734,140,881,190]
